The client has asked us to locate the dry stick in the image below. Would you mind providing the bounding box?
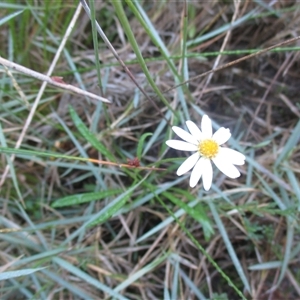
[80,0,170,125]
[0,57,111,104]
[86,157,165,171]
[0,4,84,188]
[163,36,300,96]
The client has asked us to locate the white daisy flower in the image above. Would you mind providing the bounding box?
[166,115,245,191]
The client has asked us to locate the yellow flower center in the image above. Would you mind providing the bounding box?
[198,139,219,159]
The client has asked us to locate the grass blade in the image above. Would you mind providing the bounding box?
[208,201,251,293]
[0,267,46,281]
[52,189,122,208]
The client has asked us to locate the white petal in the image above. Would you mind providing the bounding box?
[212,127,231,145]
[190,157,210,187]
[166,140,198,151]
[218,147,246,165]
[186,120,204,141]
[201,115,213,138]
[177,152,200,176]
[212,155,241,178]
[172,126,198,145]
[201,159,213,191]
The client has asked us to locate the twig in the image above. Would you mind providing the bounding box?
[0,56,111,104]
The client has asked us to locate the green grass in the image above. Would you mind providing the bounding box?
[0,1,300,299]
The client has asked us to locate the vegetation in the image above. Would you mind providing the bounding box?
[0,1,300,299]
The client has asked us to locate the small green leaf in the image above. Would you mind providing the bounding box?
[69,106,114,160]
[163,191,214,240]
[52,189,122,208]
[137,132,152,160]
[88,192,131,226]
[163,191,201,220]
